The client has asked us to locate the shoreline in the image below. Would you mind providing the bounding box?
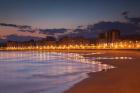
[0,49,140,52]
[0,49,140,93]
[64,50,140,93]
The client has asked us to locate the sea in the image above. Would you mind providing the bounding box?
[0,51,113,93]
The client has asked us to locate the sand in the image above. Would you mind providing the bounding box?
[64,50,140,93]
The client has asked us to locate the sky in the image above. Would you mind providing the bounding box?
[0,0,140,28]
[0,0,140,40]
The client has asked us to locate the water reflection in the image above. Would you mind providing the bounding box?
[91,56,133,60]
[0,51,113,93]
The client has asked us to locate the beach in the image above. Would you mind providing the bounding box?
[64,50,140,93]
[0,50,140,93]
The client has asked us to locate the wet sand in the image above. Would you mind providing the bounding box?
[64,50,140,93]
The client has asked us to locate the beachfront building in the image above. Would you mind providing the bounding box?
[97,29,120,44]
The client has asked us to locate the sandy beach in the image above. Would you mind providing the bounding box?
[64,50,140,93]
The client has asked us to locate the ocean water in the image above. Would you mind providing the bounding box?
[0,51,113,93]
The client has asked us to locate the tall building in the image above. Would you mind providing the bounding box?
[98,29,120,43]
[106,29,120,43]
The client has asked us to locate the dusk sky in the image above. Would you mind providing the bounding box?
[0,0,140,40]
[0,0,140,28]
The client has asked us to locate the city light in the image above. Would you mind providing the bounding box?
[2,40,140,50]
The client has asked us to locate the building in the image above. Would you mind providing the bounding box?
[98,29,120,44]
[106,29,120,43]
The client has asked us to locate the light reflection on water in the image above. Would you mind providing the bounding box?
[0,51,114,93]
[91,56,133,60]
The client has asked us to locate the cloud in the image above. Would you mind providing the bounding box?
[122,11,129,16]
[0,23,41,34]
[1,10,140,40]
[122,11,129,19]
[6,34,43,42]
[18,29,36,33]
[65,21,140,38]
[122,11,140,25]
[127,17,140,25]
[0,23,31,29]
[38,21,140,39]
[39,28,68,35]
[88,21,140,34]
[39,28,75,38]
[0,23,18,28]
[0,26,46,40]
